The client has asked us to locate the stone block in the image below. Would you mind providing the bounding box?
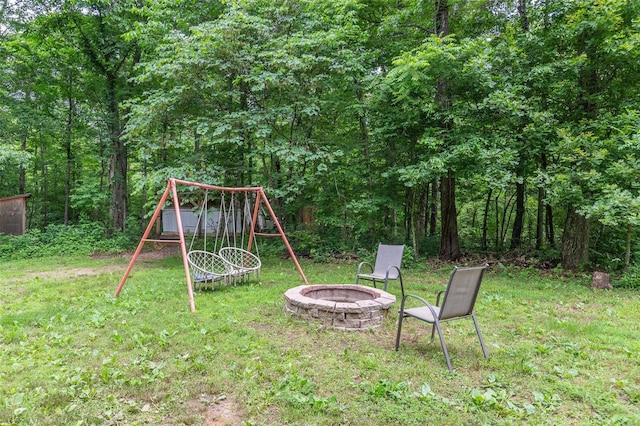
[592,271,612,290]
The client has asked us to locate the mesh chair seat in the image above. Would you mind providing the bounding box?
[401,305,440,323]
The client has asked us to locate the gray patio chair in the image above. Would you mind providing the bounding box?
[395,265,489,372]
[186,250,230,291]
[355,243,405,291]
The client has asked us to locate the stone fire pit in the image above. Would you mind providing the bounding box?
[283,284,396,331]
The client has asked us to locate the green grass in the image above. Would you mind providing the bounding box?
[1,254,639,425]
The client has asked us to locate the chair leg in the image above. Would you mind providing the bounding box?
[472,313,489,360]
[395,314,405,351]
[433,320,454,372]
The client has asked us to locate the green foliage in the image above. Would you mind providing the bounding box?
[0,222,136,261]
[268,372,341,414]
[0,145,31,170]
[614,264,640,289]
[2,0,640,269]
[361,379,412,401]
[287,230,323,258]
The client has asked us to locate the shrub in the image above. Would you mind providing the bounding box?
[0,222,137,261]
[613,264,640,289]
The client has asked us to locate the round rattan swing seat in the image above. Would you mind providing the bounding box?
[219,247,261,284]
[186,250,230,290]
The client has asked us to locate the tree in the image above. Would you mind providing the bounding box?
[126,0,371,237]
[58,0,143,231]
[538,0,640,270]
[0,37,34,197]
[376,1,503,259]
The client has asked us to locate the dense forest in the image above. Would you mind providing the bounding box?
[1,0,639,273]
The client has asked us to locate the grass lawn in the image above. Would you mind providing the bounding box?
[1,252,639,425]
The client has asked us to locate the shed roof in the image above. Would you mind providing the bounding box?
[0,194,31,202]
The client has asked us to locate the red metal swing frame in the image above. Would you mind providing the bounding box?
[114,178,308,312]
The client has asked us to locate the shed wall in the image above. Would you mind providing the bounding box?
[0,195,29,235]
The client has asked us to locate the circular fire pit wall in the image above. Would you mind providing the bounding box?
[284,285,396,331]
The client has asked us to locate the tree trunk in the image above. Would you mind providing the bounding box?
[510,181,525,249]
[546,203,555,247]
[510,0,530,250]
[439,174,460,260]
[356,86,373,191]
[109,140,127,231]
[561,204,590,271]
[500,192,515,249]
[434,0,449,35]
[536,186,544,250]
[19,132,27,195]
[64,82,75,225]
[429,178,438,236]
[624,224,632,271]
[141,160,148,232]
[417,185,427,240]
[106,72,127,231]
[494,193,500,249]
[409,189,419,257]
[518,0,529,31]
[69,5,138,231]
[481,188,492,250]
[40,142,47,226]
[540,151,555,247]
[391,205,398,238]
[435,0,458,260]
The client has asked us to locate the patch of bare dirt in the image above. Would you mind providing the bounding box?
[4,264,126,284]
[5,245,182,284]
[189,395,244,426]
[91,243,182,261]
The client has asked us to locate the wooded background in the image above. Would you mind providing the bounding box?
[1,0,639,271]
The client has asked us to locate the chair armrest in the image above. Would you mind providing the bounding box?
[357,261,373,275]
[399,293,440,320]
[435,290,446,307]
[385,265,401,280]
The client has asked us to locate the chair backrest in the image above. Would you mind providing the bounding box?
[438,265,487,320]
[372,244,405,278]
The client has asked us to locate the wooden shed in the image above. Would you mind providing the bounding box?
[0,194,30,236]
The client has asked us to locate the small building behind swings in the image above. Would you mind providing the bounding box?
[160,203,274,237]
[0,194,30,236]
[161,204,201,236]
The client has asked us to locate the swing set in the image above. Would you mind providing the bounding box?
[115,178,308,312]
